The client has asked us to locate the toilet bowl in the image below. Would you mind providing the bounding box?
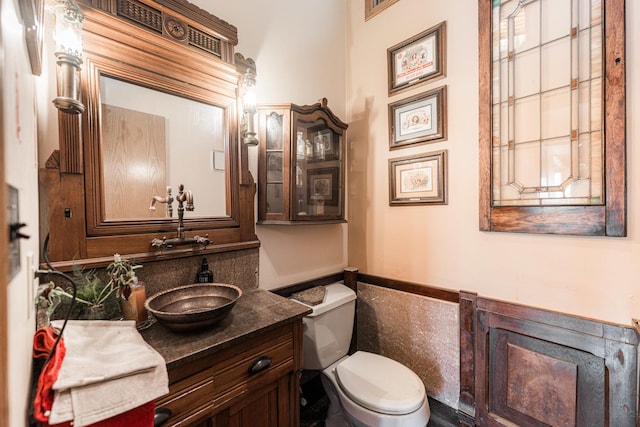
[322,352,430,427]
[296,283,430,427]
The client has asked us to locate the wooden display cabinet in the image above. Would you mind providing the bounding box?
[257,99,348,224]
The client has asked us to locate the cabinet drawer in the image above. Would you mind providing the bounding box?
[212,327,294,405]
[155,367,215,426]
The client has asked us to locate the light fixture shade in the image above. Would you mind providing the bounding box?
[241,69,258,145]
[50,0,85,114]
[241,69,257,112]
[51,0,84,57]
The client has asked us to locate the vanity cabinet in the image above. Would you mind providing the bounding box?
[257,99,348,224]
[155,321,302,426]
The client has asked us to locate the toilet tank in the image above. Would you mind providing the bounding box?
[300,283,357,370]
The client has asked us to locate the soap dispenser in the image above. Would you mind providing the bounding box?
[196,258,214,283]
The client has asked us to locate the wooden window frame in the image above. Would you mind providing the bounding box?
[478,0,626,236]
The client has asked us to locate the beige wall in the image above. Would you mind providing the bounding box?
[346,0,640,326]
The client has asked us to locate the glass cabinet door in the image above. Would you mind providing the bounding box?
[258,100,347,224]
[259,109,291,222]
[292,119,342,219]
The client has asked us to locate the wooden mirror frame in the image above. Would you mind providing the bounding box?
[478,0,626,236]
[40,0,258,269]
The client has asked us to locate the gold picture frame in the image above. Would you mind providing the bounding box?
[389,150,447,206]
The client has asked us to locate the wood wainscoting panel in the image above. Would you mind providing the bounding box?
[458,291,477,419]
[472,298,638,426]
[505,344,578,426]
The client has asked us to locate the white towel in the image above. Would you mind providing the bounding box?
[50,320,161,388]
[48,320,169,426]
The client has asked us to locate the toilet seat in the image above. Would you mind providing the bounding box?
[334,351,425,415]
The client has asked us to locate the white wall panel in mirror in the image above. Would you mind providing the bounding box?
[100,76,227,219]
[491,0,604,207]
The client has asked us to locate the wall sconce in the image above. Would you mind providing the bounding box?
[240,69,258,146]
[50,0,85,114]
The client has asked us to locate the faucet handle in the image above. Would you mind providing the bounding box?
[194,234,211,247]
[149,187,174,217]
[151,236,168,249]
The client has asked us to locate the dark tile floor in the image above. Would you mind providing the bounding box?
[300,374,328,427]
[300,395,329,427]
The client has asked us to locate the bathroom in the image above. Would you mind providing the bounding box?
[3,0,640,425]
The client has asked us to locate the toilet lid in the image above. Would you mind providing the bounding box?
[334,351,425,415]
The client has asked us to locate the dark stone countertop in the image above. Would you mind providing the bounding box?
[140,289,312,370]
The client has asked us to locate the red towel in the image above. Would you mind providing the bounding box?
[33,327,66,422]
[44,401,155,427]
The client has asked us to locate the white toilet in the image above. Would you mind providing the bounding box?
[298,283,430,427]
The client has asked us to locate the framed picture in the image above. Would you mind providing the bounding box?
[389,85,447,149]
[364,0,400,21]
[312,129,334,160]
[307,167,339,206]
[18,0,45,76]
[387,21,446,95]
[389,150,447,205]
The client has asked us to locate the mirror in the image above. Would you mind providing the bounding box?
[82,49,239,238]
[100,75,227,220]
[40,0,259,266]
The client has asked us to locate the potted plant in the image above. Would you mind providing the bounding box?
[106,253,138,300]
[107,254,145,322]
[37,254,138,322]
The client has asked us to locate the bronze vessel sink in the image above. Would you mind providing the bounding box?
[145,283,242,332]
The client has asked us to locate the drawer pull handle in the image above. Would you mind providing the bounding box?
[249,355,272,374]
[154,407,172,426]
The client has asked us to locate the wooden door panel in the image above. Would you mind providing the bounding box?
[102,104,167,219]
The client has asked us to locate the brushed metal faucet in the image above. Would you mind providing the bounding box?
[149,184,211,249]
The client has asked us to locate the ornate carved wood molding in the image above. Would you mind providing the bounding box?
[78,0,238,61]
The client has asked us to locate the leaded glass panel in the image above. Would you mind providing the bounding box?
[491,0,603,207]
